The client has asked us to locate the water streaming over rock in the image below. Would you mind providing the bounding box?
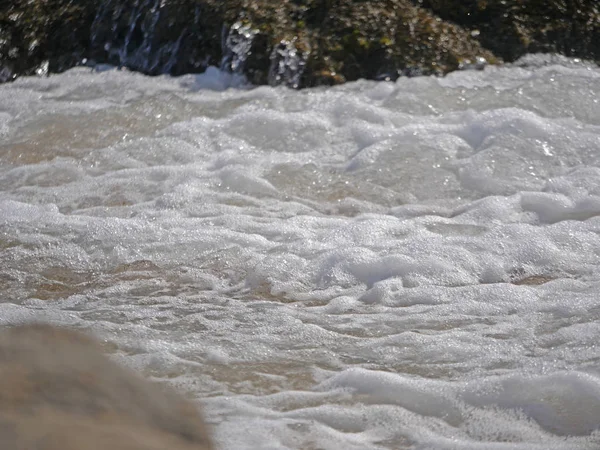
[220,22,309,89]
[89,0,213,76]
[268,39,308,89]
[87,1,309,85]
[220,21,258,76]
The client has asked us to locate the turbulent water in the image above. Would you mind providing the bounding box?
[1,54,600,449]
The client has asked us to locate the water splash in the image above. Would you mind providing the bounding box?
[268,39,307,89]
[89,0,197,75]
[34,60,49,77]
[0,65,15,83]
[458,56,488,71]
[117,0,146,69]
[220,21,258,75]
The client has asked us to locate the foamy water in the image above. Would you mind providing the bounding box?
[1,55,600,449]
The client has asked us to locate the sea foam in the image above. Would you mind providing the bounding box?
[0,56,599,448]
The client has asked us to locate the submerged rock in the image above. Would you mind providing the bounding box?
[0,0,598,86]
[0,324,214,450]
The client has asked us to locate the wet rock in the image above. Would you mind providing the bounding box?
[268,39,308,88]
[0,0,98,78]
[416,0,600,63]
[219,0,498,86]
[0,64,15,83]
[220,21,259,76]
[88,0,224,75]
[0,0,598,87]
[0,324,214,450]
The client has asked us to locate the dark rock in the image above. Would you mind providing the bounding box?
[0,0,99,78]
[416,0,600,63]
[0,0,598,87]
[88,0,223,75]
[229,0,498,87]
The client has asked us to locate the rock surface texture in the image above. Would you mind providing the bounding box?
[0,0,598,86]
[0,324,214,450]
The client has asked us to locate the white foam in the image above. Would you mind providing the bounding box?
[1,57,600,449]
[179,65,250,91]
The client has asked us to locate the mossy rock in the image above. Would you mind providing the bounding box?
[1,0,598,87]
[416,0,600,62]
[0,0,99,79]
[229,0,497,86]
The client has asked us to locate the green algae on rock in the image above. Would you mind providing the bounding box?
[0,0,99,82]
[415,0,600,63]
[1,0,598,86]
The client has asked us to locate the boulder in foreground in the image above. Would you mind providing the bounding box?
[0,324,214,450]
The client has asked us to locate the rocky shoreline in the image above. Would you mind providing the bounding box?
[1,0,598,87]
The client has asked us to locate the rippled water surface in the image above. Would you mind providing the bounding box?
[1,56,600,449]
